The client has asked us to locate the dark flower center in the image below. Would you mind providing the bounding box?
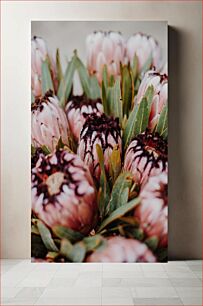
[32,150,87,207]
[66,95,102,113]
[31,90,54,112]
[129,130,167,173]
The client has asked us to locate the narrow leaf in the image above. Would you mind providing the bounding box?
[89,75,101,99]
[53,226,84,243]
[123,103,139,149]
[155,104,168,138]
[134,97,149,135]
[109,145,122,183]
[75,56,91,97]
[56,48,63,84]
[108,172,133,214]
[41,145,51,155]
[122,66,134,117]
[83,235,103,252]
[57,54,77,107]
[41,59,54,95]
[96,144,110,218]
[37,220,58,252]
[98,197,140,232]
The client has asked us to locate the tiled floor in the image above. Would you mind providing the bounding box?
[1,260,202,305]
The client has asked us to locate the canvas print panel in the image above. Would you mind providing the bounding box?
[31,21,168,263]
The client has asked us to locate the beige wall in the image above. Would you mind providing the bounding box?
[1,1,202,259]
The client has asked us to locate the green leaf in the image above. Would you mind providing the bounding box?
[123,103,139,149]
[122,66,134,117]
[102,65,108,89]
[111,77,123,123]
[41,59,54,95]
[56,48,63,84]
[37,220,59,252]
[89,75,101,99]
[132,53,138,80]
[75,55,91,98]
[101,81,109,115]
[145,236,159,251]
[31,92,35,104]
[60,239,86,262]
[98,197,140,232]
[31,233,48,259]
[155,104,168,139]
[108,172,133,214]
[144,85,154,112]
[41,145,51,155]
[134,97,149,135]
[52,226,84,243]
[57,54,77,107]
[96,144,110,219]
[141,55,152,74]
[31,145,36,157]
[83,235,103,252]
[109,145,122,183]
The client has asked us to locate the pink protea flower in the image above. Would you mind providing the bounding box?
[124,130,168,185]
[32,150,97,234]
[31,90,69,152]
[86,236,156,262]
[134,172,168,247]
[126,33,162,73]
[65,95,103,141]
[136,70,168,131]
[78,113,122,180]
[31,36,57,97]
[31,147,45,169]
[86,31,125,83]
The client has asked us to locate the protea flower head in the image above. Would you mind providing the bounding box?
[32,149,97,234]
[86,31,125,83]
[134,172,168,247]
[86,236,156,262]
[78,113,122,180]
[124,130,168,185]
[31,36,57,97]
[31,147,45,169]
[126,33,162,73]
[65,95,103,141]
[136,70,168,131]
[31,90,69,152]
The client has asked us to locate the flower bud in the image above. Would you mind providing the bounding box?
[124,130,168,185]
[65,95,103,141]
[126,33,162,73]
[86,236,156,262]
[78,114,122,180]
[32,150,97,234]
[134,172,168,247]
[86,31,125,83]
[136,70,168,131]
[31,90,69,152]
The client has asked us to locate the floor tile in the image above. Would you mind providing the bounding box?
[170,277,202,287]
[15,287,45,298]
[2,287,22,299]
[133,297,183,305]
[142,271,169,278]
[124,277,172,287]
[135,286,178,298]
[102,297,134,305]
[166,271,197,278]
[41,287,101,298]
[175,287,202,298]
[47,277,76,288]
[180,296,202,305]
[35,297,102,305]
[102,286,132,298]
[2,296,39,305]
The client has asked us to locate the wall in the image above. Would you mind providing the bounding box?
[1,1,202,259]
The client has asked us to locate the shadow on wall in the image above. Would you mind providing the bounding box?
[168,26,202,260]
